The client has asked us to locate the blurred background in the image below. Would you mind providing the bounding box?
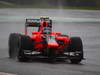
[0,0,100,75]
[0,0,100,9]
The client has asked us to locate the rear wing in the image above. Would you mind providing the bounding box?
[26,19,40,27]
[25,19,52,27]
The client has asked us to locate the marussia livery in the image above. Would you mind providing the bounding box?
[9,17,84,64]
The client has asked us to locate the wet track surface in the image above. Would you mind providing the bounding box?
[0,8,100,75]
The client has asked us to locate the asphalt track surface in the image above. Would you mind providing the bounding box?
[0,8,100,75]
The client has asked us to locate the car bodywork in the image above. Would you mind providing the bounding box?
[9,17,84,64]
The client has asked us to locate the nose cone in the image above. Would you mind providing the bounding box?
[48,38,58,48]
[48,42,58,48]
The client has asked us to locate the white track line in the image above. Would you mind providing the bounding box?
[0,72,16,75]
[0,16,100,22]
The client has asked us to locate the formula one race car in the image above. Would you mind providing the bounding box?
[8,17,84,64]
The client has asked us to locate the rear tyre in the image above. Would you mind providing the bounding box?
[68,37,83,64]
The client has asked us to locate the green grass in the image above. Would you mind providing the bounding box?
[0,3,19,8]
[0,3,100,10]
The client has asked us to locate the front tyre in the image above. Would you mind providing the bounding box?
[68,37,83,64]
[8,33,33,62]
[18,35,33,62]
[9,33,21,59]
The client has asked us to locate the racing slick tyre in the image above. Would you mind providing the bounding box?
[18,35,33,62]
[9,33,33,62]
[9,33,21,59]
[68,37,83,64]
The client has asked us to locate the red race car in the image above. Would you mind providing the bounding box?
[9,17,84,64]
